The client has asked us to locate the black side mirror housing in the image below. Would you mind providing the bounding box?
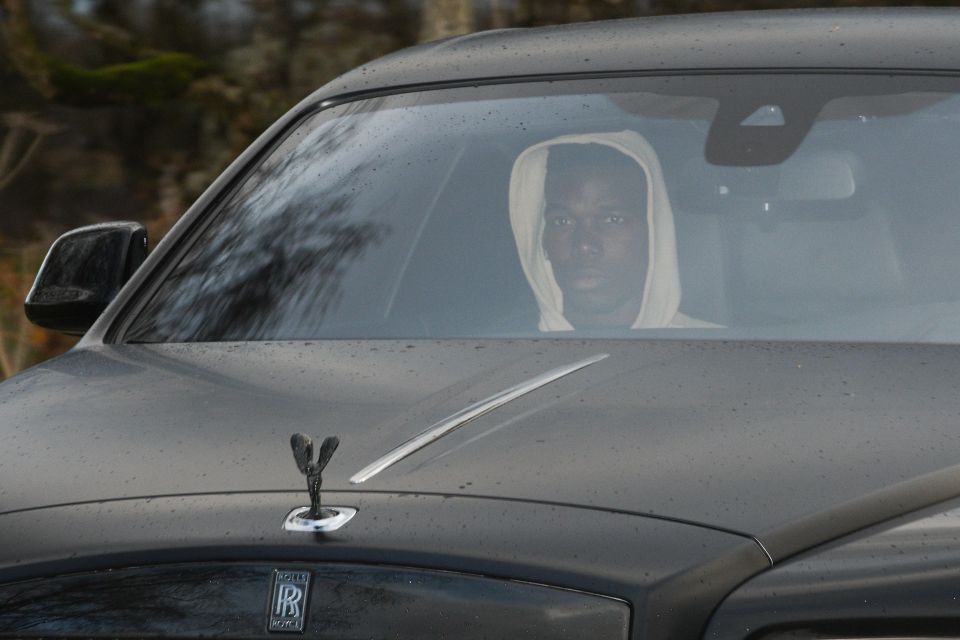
[24,222,148,335]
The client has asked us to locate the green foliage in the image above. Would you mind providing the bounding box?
[48,52,207,107]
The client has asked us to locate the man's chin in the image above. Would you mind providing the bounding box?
[563,290,627,316]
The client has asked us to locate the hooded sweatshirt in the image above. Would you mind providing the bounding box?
[509,130,703,332]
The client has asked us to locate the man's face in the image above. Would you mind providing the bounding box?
[542,163,648,329]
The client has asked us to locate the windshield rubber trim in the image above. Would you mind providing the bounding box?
[316,66,960,110]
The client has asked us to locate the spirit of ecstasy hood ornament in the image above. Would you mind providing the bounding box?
[284,433,357,532]
[291,433,339,518]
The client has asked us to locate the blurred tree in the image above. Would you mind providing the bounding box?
[420,0,475,41]
[0,247,33,378]
[0,243,76,378]
[0,0,423,377]
[0,112,59,191]
[1,0,207,107]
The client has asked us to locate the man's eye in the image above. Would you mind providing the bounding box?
[604,214,626,224]
[549,216,572,227]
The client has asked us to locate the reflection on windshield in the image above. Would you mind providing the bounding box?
[127,76,960,344]
[129,111,393,341]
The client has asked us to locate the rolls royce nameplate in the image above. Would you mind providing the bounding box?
[268,569,311,633]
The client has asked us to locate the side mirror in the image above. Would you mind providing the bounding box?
[25,222,148,335]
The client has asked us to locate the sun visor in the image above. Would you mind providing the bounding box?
[778,151,857,201]
[674,150,860,218]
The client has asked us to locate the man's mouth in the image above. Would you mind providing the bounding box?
[565,268,609,291]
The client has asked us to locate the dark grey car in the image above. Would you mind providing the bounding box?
[6,8,960,640]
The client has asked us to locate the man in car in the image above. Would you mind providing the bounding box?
[509,131,704,331]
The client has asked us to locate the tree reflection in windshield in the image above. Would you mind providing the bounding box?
[129,109,392,342]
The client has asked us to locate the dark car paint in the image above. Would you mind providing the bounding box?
[706,495,960,639]
[9,7,960,640]
[5,339,960,563]
[0,562,631,639]
[316,8,960,102]
[0,493,766,640]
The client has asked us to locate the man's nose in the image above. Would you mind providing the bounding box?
[572,221,601,256]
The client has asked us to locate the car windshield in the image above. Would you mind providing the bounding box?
[125,74,960,343]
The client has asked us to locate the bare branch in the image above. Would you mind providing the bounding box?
[0,128,43,192]
[0,113,61,191]
[0,0,55,98]
[0,324,14,379]
[11,248,32,373]
[53,0,150,58]
[419,0,475,43]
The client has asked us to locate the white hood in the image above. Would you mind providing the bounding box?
[508,130,683,331]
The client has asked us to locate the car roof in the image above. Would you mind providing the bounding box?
[307,7,960,104]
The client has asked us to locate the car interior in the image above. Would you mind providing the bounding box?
[126,86,960,344]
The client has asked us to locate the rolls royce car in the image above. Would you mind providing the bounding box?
[9,7,960,639]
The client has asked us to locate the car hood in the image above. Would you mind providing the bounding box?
[4,339,960,552]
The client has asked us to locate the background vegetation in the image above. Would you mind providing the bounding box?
[0,0,955,378]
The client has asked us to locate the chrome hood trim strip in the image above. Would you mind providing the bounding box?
[350,353,609,484]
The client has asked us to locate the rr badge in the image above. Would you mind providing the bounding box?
[268,569,311,633]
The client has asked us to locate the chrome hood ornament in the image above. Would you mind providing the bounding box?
[284,433,356,532]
